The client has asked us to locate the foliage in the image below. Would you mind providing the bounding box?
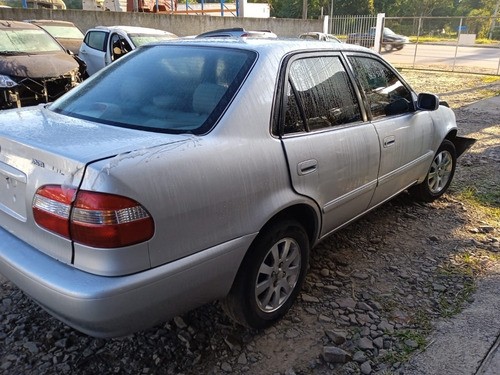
[270,0,499,21]
[269,0,374,18]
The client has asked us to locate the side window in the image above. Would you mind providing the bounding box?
[85,31,107,51]
[348,56,414,119]
[283,56,362,135]
[111,34,132,61]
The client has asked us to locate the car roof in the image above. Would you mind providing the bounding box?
[25,19,79,27]
[0,20,40,30]
[300,32,324,36]
[196,27,277,38]
[93,25,174,35]
[148,37,369,55]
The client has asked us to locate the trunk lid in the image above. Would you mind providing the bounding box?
[0,106,190,263]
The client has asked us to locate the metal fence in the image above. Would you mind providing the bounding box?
[330,15,500,75]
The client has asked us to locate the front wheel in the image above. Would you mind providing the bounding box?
[410,140,457,202]
[222,220,310,329]
[384,43,393,52]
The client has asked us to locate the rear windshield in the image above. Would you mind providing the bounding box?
[39,25,84,39]
[50,45,257,134]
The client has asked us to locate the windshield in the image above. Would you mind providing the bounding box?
[383,27,397,36]
[129,33,177,47]
[39,25,84,39]
[50,44,257,134]
[0,28,63,53]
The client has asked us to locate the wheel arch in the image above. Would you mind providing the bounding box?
[222,203,318,327]
[261,203,320,249]
[445,130,476,158]
[229,202,319,288]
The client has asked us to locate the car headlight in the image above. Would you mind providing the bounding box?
[69,69,80,85]
[0,74,18,88]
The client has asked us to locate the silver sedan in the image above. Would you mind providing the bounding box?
[0,39,474,337]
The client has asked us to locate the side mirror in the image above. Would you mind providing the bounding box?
[417,93,439,111]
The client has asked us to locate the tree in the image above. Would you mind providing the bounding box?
[269,0,375,18]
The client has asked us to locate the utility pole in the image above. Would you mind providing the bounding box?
[302,0,307,20]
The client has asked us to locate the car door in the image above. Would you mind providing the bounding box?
[276,53,380,237]
[347,54,435,207]
[109,32,134,62]
[79,30,109,75]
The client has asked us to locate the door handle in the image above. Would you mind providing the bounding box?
[297,159,318,176]
[383,136,396,148]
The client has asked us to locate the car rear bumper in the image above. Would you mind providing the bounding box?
[0,226,253,338]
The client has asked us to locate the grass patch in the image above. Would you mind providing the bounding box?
[409,309,433,333]
[482,76,500,84]
[437,280,476,318]
[380,329,428,365]
[408,36,500,45]
[437,250,500,317]
[455,186,500,221]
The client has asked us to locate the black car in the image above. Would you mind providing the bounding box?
[0,20,83,109]
[346,27,409,52]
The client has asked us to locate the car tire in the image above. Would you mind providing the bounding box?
[410,140,457,202]
[396,45,404,50]
[222,220,310,329]
[384,43,393,52]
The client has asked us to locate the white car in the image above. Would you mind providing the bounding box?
[78,25,177,75]
[299,32,341,43]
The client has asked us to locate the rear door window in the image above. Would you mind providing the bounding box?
[280,55,362,135]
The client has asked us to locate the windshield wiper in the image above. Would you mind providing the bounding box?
[0,51,30,55]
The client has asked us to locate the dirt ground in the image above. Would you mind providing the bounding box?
[0,70,499,375]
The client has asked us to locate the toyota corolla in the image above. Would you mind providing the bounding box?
[0,39,474,338]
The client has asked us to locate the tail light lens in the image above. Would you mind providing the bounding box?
[33,185,154,248]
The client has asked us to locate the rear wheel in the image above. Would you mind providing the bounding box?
[384,43,393,52]
[222,220,310,329]
[410,140,457,202]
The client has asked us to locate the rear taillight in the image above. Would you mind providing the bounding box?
[33,185,154,248]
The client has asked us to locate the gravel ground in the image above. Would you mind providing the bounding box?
[1,71,499,375]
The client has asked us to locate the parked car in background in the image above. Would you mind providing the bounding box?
[0,39,474,338]
[26,19,84,54]
[0,20,83,109]
[197,27,277,39]
[347,27,409,52]
[78,25,177,75]
[299,32,341,43]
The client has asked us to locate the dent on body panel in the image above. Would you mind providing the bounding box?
[83,136,201,191]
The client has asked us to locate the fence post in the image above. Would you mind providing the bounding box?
[323,16,329,34]
[412,17,422,69]
[452,18,463,72]
[374,13,385,53]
